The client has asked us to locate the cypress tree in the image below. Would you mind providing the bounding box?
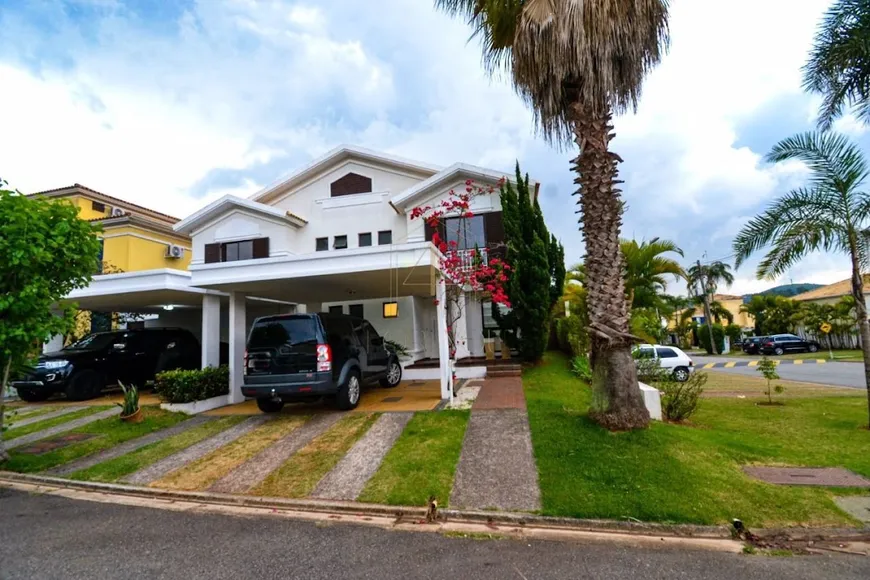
[548,234,566,310]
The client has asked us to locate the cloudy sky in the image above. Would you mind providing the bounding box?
[2,0,869,295]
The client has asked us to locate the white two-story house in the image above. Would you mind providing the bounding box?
[64,145,537,404]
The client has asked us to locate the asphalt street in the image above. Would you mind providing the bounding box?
[695,356,866,389]
[1,489,868,579]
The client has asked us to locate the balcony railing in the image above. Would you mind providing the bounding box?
[451,247,489,270]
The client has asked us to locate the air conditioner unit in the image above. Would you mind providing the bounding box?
[166,244,185,259]
[110,207,126,217]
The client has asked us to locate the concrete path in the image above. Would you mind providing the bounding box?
[6,406,85,430]
[451,409,541,512]
[311,412,412,501]
[6,408,118,451]
[4,406,47,418]
[45,416,214,477]
[122,416,268,486]
[209,413,343,495]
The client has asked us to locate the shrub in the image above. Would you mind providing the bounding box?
[570,355,592,381]
[556,315,588,358]
[154,366,229,404]
[658,371,706,422]
[116,382,139,416]
[724,324,742,347]
[698,323,725,354]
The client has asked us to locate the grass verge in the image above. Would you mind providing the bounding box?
[358,410,469,507]
[703,372,860,399]
[151,416,308,491]
[524,351,870,527]
[70,415,247,482]
[4,406,60,424]
[2,407,106,441]
[252,413,379,498]
[1,408,188,473]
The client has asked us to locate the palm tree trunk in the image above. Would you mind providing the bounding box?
[847,248,870,429]
[570,102,649,431]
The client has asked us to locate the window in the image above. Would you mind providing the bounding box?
[316,237,328,252]
[95,238,104,274]
[204,238,269,263]
[445,215,486,250]
[656,347,678,359]
[349,304,364,319]
[329,305,344,315]
[378,230,392,245]
[334,235,348,250]
[482,301,510,329]
[358,232,372,247]
[635,347,655,359]
[92,200,106,213]
[248,317,318,348]
[330,173,373,197]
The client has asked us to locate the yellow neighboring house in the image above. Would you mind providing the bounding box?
[30,184,192,273]
[677,294,754,330]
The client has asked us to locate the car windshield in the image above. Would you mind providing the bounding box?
[248,317,318,349]
[63,333,123,351]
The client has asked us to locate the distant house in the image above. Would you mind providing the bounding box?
[792,276,870,306]
[686,294,754,331]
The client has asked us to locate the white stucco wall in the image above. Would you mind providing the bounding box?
[405,178,505,243]
[321,296,416,355]
[189,209,298,265]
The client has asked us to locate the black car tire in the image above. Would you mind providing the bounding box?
[808,344,819,353]
[256,398,284,413]
[16,388,51,403]
[672,367,690,382]
[773,347,785,356]
[65,370,104,401]
[336,369,361,411]
[380,360,402,388]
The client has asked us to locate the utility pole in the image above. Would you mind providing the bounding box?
[697,259,718,355]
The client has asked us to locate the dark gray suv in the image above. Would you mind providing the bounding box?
[242,312,402,412]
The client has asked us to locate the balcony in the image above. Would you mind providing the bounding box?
[452,247,489,270]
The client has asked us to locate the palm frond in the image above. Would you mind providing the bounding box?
[765,132,870,193]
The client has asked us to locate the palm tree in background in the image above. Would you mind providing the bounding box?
[620,237,685,311]
[733,131,870,427]
[686,260,734,354]
[435,0,670,430]
[804,0,870,130]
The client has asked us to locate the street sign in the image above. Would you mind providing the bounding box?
[820,322,832,334]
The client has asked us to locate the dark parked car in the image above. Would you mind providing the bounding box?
[760,334,821,356]
[742,336,767,355]
[242,312,402,413]
[12,328,201,402]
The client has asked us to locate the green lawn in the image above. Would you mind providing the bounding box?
[2,406,107,441]
[2,408,189,473]
[524,352,870,527]
[359,410,470,507]
[70,415,247,482]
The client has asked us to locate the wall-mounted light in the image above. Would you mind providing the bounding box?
[383,301,398,318]
[163,305,175,311]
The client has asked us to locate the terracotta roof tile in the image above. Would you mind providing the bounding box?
[29,183,180,223]
[792,275,870,301]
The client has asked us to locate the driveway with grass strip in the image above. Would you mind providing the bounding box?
[70,415,247,483]
[252,413,379,499]
[2,407,101,442]
[152,416,308,491]
[524,351,870,527]
[3,408,188,473]
[6,407,81,429]
[358,410,469,507]
[6,408,118,450]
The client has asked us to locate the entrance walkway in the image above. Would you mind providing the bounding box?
[450,377,541,512]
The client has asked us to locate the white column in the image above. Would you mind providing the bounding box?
[452,292,471,360]
[436,281,453,401]
[201,294,221,368]
[228,292,246,404]
[43,334,64,353]
[465,296,484,357]
[410,297,422,356]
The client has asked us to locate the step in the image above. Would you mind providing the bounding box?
[487,369,522,377]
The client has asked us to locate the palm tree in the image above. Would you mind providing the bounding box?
[804,0,870,130]
[733,131,870,427]
[435,0,670,431]
[686,261,734,297]
[620,237,685,311]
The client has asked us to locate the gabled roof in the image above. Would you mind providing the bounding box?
[793,276,870,301]
[251,145,443,205]
[30,183,180,224]
[389,162,540,213]
[174,194,308,235]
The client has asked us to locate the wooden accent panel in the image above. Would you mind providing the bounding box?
[252,237,270,259]
[204,243,221,264]
[330,173,372,197]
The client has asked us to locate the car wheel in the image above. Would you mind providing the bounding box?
[256,398,284,413]
[808,344,819,353]
[65,371,103,401]
[773,347,784,356]
[379,360,402,388]
[336,370,361,411]
[672,367,689,383]
[15,388,51,403]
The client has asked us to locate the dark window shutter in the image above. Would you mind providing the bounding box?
[330,173,373,197]
[424,221,446,243]
[252,237,270,259]
[483,212,504,246]
[204,243,221,264]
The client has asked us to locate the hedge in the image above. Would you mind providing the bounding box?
[154,366,229,404]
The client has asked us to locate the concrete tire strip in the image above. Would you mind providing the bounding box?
[45,416,215,477]
[6,408,119,451]
[122,415,269,486]
[5,406,54,419]
[209,413,344,495]
[310,412,413,501]
[6,406,86,430]
[450,409,541,512]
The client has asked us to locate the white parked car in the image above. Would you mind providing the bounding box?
[633,344,694,382]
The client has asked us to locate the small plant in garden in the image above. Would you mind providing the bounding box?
[756,357,785,404]
[658,371,706,422]
[570,355,593,382]
[384,339,410,358]
[116,382,140,417]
